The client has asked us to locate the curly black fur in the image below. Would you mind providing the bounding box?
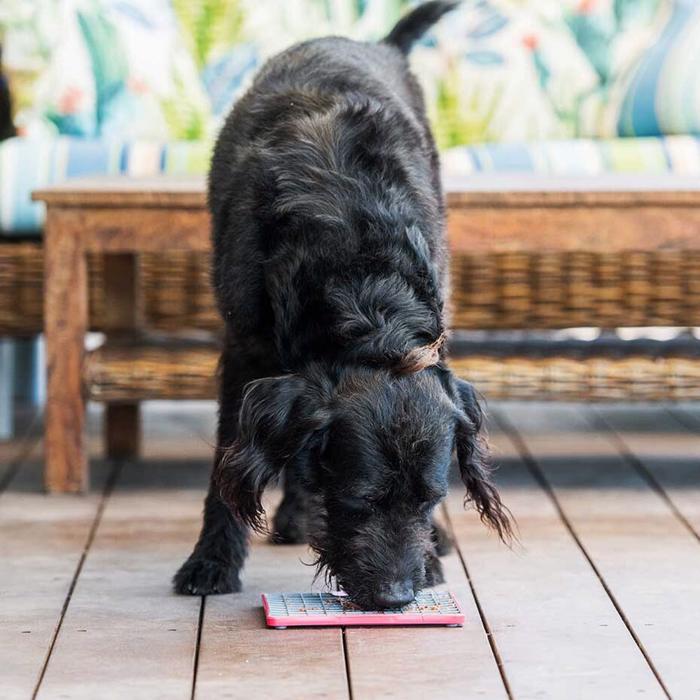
[174,1,511,608]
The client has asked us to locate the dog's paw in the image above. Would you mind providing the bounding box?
[431,521,453,556]
[270,501,308,544]
[173,553,241,595]
[424,553,445,587]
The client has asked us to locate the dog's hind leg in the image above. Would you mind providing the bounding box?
[424,518,451,587]
[425,549,445,587]
[173,339,274,595]
[431,518,453,556]
[270,457,310,544]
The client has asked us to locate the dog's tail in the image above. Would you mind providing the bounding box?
[383,1,459,54]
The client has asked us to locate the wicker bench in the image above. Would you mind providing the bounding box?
[3,174,697,491]
[6,244,699,405]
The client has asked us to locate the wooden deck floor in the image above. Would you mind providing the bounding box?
[1,402,699,699]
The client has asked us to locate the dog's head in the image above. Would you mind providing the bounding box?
[216,359,511,608]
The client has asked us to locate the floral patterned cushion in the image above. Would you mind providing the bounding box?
[414,0,700,148]
[1,0,699,146]
[0,0,210,139]
[173,0,700,148]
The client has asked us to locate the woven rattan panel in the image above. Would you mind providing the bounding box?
[450,355,700,401]
[451,250,700,329]
[0,243,45,335]
[85,336,700,403]
[0,245,218,335]
[3,245,699,335]
[85,339,218,402]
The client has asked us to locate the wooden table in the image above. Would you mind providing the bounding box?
[33,175,700,493]
[33,178,210,492]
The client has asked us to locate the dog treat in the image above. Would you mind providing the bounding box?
[262,591,464,628]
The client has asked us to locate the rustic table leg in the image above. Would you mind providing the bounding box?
[103,253,141,458]
[105,403,141,457]
[44,210,88,493]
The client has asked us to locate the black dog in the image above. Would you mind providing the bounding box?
[175,0,511,609]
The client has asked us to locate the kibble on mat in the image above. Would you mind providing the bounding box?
[262,591,464,628]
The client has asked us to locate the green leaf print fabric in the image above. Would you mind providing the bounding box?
[1,0,700,146]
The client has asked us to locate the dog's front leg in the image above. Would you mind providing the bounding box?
[174,484,248,595]
[174,343,272,595]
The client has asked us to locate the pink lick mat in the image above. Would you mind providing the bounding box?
[262,591,464,628]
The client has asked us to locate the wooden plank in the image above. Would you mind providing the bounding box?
[0,455,110,700]
[594,406,700,538]
[500,404,700,698]
[101,252,142,332]
[44,210,89,493]
[673,403,700,427]
[33,174,700,208]
[191,391,501,700]
[85,402,215,464]
[447,206,700,254]
[0,407,41,491]
[33,177,208,208]
[105,404,142,459]
[35,174,700,258]
[177,406,349,699]
[84,341,218,403]
[80,208,211,253]
[142,401,217,458]
[446,420,665,699]
[37,460,206,699]
[344,539,507,699]
[103,252,142,460]
[162,401,217,447]
[43,208,211,253]
[195,509,349,699]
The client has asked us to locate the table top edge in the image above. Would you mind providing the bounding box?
[32,174,700,207]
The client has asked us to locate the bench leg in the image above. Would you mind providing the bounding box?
[102,253,141,461]
[105,403,141,459]
[44,212,88,493]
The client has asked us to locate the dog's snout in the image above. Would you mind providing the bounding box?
[373,580,415,609]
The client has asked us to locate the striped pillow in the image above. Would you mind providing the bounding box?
[3,135,699,235]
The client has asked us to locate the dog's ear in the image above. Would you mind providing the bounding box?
[216,374,331,531]
[451,377,513,542]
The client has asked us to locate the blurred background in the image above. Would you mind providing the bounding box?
[2,0,700,436]
[3,1,699,196]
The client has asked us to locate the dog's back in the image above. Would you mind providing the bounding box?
[209,2,456,372]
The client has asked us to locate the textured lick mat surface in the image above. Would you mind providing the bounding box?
[262,591,464,628]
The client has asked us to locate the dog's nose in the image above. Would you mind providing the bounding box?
[373,581,415,609]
